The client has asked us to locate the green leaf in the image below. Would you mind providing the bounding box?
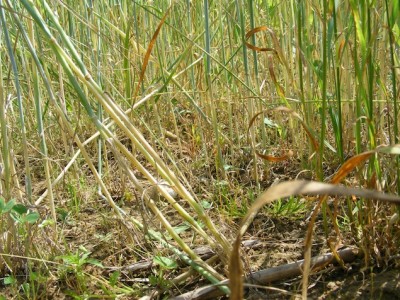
[10,212,22,223]
[153,256,177,269]
[22,282,30,295]
[80,251,91,262]
[12,204,28,215]
[38,219,55,228]
[86,258,104,268]
[29,272,38,281]
[149,275,159,286]
[200,200,213,209]
[56,254,78,265]
[109,271,120,286]
[24,212,40,224]
[0,198,16,214]
[3,275,16,285]
[173,224,190,234]
[3,199,16,213]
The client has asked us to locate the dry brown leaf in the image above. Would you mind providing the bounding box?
[330,144,400,184]
[247,107,319,163]
[245,25,295,91]
[133,6,171,100]
[245,26,278,54]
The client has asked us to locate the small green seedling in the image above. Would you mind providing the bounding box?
[0,197,39,224]
[149,255,178,289]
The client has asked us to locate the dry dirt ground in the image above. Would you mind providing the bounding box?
[1,164,399,299]
[33,206,400,298]
[235,214,400,300]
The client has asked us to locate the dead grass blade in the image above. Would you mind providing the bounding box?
[245,26,295,92]
[245,26,278,54]
[133,5,171,101]
[245,26,285,98]
[331,144,400,184]
[229,180,400,300]
[267,55,285,98]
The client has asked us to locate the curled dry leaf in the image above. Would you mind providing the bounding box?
[229,179,400,300]
[245,26,278,54]
[248,107,319,162]
[245,25,295,92]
